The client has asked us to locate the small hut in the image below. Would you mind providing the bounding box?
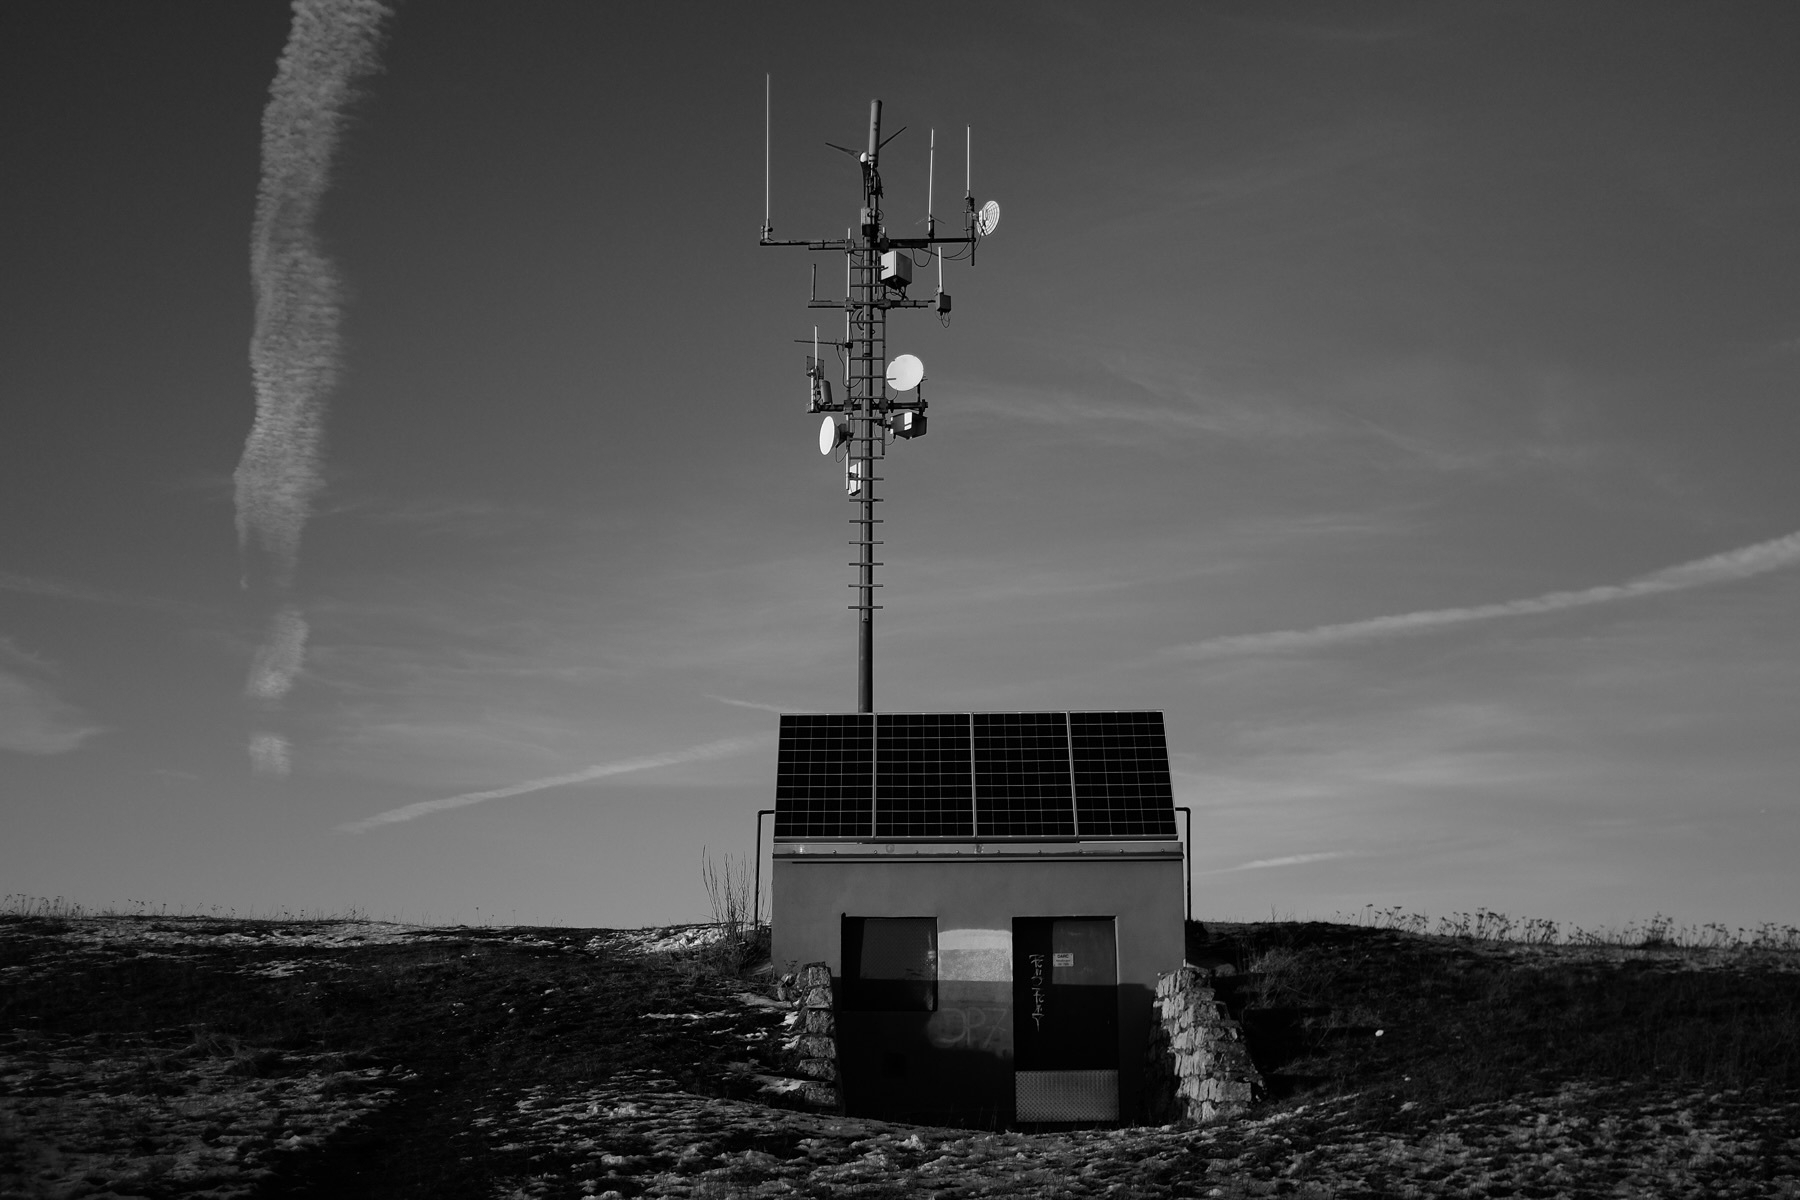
[769,709,1184,1126]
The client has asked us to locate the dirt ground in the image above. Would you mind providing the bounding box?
[2,914,1796,1198]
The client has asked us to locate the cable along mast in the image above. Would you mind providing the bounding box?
[761,84,1002,713]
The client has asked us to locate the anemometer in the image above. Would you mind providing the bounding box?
[762,80,1001,714]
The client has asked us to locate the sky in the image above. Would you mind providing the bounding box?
[3,2,1797,931]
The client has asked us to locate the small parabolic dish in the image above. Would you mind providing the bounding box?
[819,416,843,455]
[885,354,924,392]
[976,200,1001,237]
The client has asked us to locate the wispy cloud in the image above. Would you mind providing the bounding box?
[245,606,308,701]
[326,494,555,537]
[0,639,102,755]
[959,382,1329,447]
[1207,851,1355,874]
[1168,529,1800,659]
[0,571,199,616]
[338,734,770,833]
[234,0,391,775]
[248,731,292,776]
[704,695,797,715]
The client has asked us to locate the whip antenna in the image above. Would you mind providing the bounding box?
[762,75,772,241]
[927,129,936,238]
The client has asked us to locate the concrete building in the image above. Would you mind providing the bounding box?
[769,710,1185,1127]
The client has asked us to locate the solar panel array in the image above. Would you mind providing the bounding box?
[773,711,1177,840]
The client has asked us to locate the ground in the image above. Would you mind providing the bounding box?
[2,913,1796,1198]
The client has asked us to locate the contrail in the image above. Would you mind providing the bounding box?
[1169,529,1800,659]
[249,732,293,777]
[245,606,308,701]
[235,0,390,585]
[234,0,391,772]
[337,734,771,833]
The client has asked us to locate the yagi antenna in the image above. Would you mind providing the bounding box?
[760,96,1002,712]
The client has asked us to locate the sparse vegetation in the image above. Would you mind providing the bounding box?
[2,894,374,924]
[698,849,772,978]
[1338,903,1800,951]
[1197,916,1800,1126]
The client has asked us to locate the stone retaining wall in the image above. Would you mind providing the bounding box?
[783,961,841,1111]
[1142,966,1263,1124]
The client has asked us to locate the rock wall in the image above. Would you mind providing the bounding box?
[782,961,841,1112]
[1142,966,1263,1124]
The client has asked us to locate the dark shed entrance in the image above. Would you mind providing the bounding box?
[1013,917,1120,1121]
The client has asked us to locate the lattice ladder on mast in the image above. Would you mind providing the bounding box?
[847,245,884,617]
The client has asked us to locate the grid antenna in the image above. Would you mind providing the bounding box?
[762,83,1002,714]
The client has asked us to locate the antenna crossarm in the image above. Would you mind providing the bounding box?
[760,236,968,252]
[760,237,855,250]
[883,236,975,248]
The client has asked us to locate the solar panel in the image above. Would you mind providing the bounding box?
[1070,710,1178,838]
[875,713,974,837]
[773,713,872,838]
[972,712,1076,838]
[773,710,1177,841]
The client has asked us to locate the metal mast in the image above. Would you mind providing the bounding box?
[762,92,995,714]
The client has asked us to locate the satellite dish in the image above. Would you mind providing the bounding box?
[885,354,924,392]
[976,199,1001,237]
[819,415,846,455]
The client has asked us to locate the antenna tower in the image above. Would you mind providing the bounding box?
[762,85,1000,714]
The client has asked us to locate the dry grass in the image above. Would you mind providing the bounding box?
[1339,903,1800,951]
[1195,915,1800,1126]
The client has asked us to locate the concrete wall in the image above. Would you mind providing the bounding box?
[771,853,1183,1125]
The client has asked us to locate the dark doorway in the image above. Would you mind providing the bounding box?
[1012,917,1119,1121]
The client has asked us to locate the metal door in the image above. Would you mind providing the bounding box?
[1012,917,1118,1121]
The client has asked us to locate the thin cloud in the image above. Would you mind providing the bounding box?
[960,384,1329,445]
[0,640,102,755]
[1208,851,1354,874]
[1169,529,1800,659]
[338,734,770,833]
[249,732,292,776]
[705,694,799,715]
[0,571,198,616]
[245,606,309,701]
